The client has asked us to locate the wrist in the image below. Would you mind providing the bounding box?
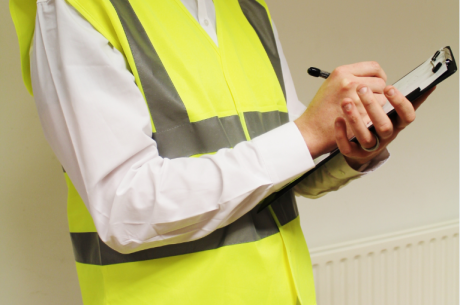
[294,119,323,159]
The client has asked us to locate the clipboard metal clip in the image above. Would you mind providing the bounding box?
[431,50,442,73]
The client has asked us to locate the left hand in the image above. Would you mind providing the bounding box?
[335,84,436,170]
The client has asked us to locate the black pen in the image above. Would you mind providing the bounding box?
[308,67,330,79]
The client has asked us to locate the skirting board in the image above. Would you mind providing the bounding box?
[309,219,459,305]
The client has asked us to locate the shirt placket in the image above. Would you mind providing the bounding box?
[197,0,218,45]
[197,0,210,27]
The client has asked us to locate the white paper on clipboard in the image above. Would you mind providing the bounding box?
[381,49,448,114]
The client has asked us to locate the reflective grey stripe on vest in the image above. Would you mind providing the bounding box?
[68,0,299,266]
[239,0,287,100]
[244,111,289,139]
[152,115,247,159]
[71,203,280,265]
[156,111,289,158]
[270,190,298,226]
[110,0,288,158]
[110,0,248,158]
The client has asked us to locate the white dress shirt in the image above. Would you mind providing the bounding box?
[30,0,388,253]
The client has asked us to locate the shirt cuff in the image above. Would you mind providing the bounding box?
[251,122,315,186]
[361,148,390,173]
[324,148,391,179]
[323,153,363,180]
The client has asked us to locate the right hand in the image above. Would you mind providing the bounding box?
[295,62,387,159]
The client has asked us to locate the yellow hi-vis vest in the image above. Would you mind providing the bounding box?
[10,0,317,304]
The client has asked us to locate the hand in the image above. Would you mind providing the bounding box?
[335,84,436,170]
[295,62,387,159]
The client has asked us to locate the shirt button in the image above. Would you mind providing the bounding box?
[204,19,209,26]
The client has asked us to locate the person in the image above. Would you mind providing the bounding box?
[10,0,434,304]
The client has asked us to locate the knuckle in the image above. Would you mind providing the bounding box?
[377,95,387,106]
[349,114,358,124]
[406,112,416,123]
[331,67,344,78]
[343,80,356,91]
[361,96,373,106]
[382,70,388,82]
[361,136,374,147]
[395,125,406,132]
[370,61,381,70]
[336,134,346,142]
[341,146,352,155]
[339,79,351,91]
[379,122,393,138]
[370,61,387,81]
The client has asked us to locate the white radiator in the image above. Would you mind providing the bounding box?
[309,220,459,305]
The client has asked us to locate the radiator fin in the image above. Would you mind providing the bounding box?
[310,220,459,305]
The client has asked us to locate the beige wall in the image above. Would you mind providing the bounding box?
[1,0,458,304]
[1,2,81,304]
[265,0,459,248]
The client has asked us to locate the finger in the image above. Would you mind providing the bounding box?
[412,86,436,110]
[341,81,372,120]
[339,81,367,118]
[341,82,385,124]
[384,86,416,129]
[354,93,387,121]
[343,61,387,82]
[352,77,386,93]
[335,117,364,157]
[357,85,394,139]
[341,98,378,149]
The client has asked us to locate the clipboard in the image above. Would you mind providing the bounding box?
[257,46,457,213]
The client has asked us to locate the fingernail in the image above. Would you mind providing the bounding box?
[343,103,352,112]
[387,89,395,96]
[358,87,368,94]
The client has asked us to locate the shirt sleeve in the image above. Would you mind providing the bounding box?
[30,0,315,254]
[292,150,390,198]
[272,21,390,197]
